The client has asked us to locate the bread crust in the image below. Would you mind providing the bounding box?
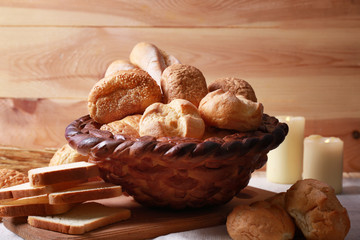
[88,69,162,124]
[139,99,205,139]
[49,144,88,166]
[285,179,350,240]
[100,114,142,137]
[199,89,263,131]
[208,77,257,102]
[161,64,208,107]
[226,200,295,240]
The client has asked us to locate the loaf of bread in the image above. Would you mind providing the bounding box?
[285,179,350,240]
[28,162,99,187]
[28,202,131,234]
[100,114,142,137]
[104,59,137,77]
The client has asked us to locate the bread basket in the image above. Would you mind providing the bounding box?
[65,114,288,209]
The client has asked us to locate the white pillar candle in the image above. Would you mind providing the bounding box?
[303,135,343,194]
[266,116,305,184]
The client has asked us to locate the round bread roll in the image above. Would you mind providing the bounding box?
[198,89,263,132]
[139,99,205,139]
[208,77,257,102]
[227,201,295,240]
[100,114,142,138]
[88,69,162,124]
[285,179,350,240]
[161,64,208,107]
[104,59,137,77]
[49,144,88,166]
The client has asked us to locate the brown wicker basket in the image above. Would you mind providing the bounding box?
[65,114,288,209]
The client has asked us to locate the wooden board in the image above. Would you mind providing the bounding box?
[3,186,275,240]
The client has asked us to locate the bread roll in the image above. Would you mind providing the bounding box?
[161,64,208,107]
[285,179,350,240]
[208,77,257,102]
[199,89,263,131]
[100,114,141,137]
[0,169,28,189]
[88,69,162,124]
[227,201,295,240]
[139,99,205,139]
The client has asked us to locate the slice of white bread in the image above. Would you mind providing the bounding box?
[28,202,131,234]
[48,181,122,205]
[29,162,99,187]
[0,195,74,217]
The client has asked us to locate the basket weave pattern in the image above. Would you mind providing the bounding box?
[65,114,288,209]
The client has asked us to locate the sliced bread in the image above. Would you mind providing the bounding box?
[48,181,122,205]
[29,162,99,187]
[28,202,131,234]
[0,195,73,217]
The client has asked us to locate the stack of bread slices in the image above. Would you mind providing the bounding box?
[0,162,130,234]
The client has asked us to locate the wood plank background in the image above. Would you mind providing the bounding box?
[0,0,359,171]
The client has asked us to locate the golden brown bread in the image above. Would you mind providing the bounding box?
[104,59,137,77]
[285,179,350,240]
[100,114,142,137]
[208,77,258,102]
[199,89,263,131]
[88,69,162,124]
[0,169,28,189]
[49,144,88,166]
[161,64,208,107]
[227,200,295,240]
[139,99,205,139]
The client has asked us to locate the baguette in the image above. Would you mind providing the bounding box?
[29,162,99,187]
[0,195,73,217]
[48,181,122,205]
[28,202,131,234]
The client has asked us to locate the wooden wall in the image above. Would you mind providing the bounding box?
[0,0,359,172]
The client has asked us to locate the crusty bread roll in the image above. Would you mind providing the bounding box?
[104,59,137,77]
[100,114,142,137]
[49,144,88,166]
[208,77,257,102]
[129,42,180,86]
[227,201,295,240]
[199,89,263,132]
[161,64,208,107]
[88,69,162,124]
[139,99,205,139]
[285,179,350,240]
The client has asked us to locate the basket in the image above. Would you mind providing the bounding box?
[65,114,288,209]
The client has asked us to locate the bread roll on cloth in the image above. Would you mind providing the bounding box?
[88,69,162,124]
[161,64,208,107]
[139,99,205,139]
[227,201,295,240]
[285,179,350,240]
[199,89,263,132]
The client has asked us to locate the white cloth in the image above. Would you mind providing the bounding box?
[1,171,359,239]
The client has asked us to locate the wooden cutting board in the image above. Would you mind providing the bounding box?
[3,186,275,240]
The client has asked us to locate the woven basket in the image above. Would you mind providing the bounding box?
[65,114,288,209]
